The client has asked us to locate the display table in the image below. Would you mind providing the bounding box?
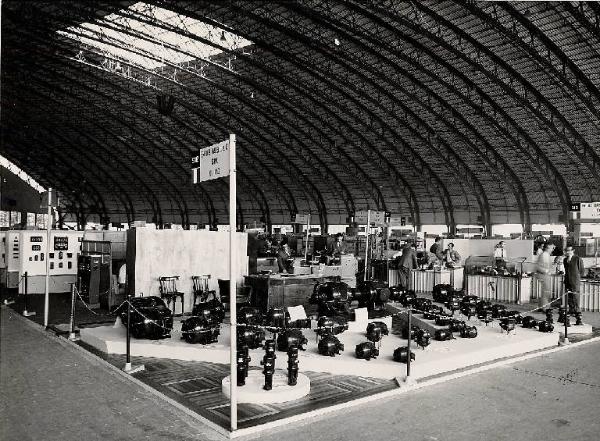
[579,280,600,311]
[410,268,463,293]
[244,274,339,312]
[531,274,564,300]
[256,257,278,273]
[466,274,531,303]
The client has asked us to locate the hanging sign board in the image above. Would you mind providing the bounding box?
[354,210,368,224]
[0,211,9,228]
[370,210,386,226]
[192,140,230,183]
[580,202,600,219]
[569,203,581,212]
[294,214,310,224]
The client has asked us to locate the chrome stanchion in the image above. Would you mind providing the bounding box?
[68,283,78,341]
[123,294,145,374]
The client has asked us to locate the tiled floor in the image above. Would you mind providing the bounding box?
[102,353,397,430]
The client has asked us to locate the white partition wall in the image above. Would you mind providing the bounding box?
[441,239,534,261]
[127,228,249,312]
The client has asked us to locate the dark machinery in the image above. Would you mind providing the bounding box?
[355,341,379,360]
[506,310,523,324]
[266,307,286,329]
[460,304,477,320]
[310,281,351,317]
[461,295,479,306]
[393,346,416,363]
[317,333,344,356]
[402,325,419,340]
[366,321,389,343]
[521,316,539,329]
[191,299,225,326]
[416,328,431,349]
[460,325,478,338]
[316,316,348,336]
[434,329,454,341]
[398,290,417,307]
[423,304,443,320]
[389,285,407,302]
[353,280,391,316]
[237,326,265,349]
[236,345,250,386]
[287,346,299,386]
[119,296,173,340]
[432,284,453,303]
[557,307,566,323]
[277,329,308,351]
[435,314,453,327]
[500,317,516,334]
[545,308,554,323]
[412,297,432,312]
[445,292,463,315]
[180,316,220,344]
[261,353,275,391]
[538,321,554,333]
[491,304,508,318]
[237,307,264,326]
[449,319,467,333]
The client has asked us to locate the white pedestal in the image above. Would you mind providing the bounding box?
[557,322,593,336]
[221,370,310,404]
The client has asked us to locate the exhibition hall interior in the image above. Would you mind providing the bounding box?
[1,1,600,440]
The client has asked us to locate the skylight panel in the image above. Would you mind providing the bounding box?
[57,2,252,70]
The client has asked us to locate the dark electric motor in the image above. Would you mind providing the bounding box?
[460,325,478,338]
[423,304,443,320]
[506,310,523,324]
[500,317,516,334]
[460,304,477,320]
[237,348,247,386]
[435,315,453,327]
[476,300,492,313]
[393,346,416,363]
[310,281,350,317]
[261,354,275,391]
[316,316,349,336]
[521,316,539,329]
[192,298,225,325]
[575,312,583,326]
[557,307,567,323]
[434,329,454,341]
[545,309,554,323]
[538,321,554,333]
[266,307,286,329]
[237,307,264,326]
[353,280,391,314]
[445,292,463,314]
[318,333,344,356]
[416,328,431,349]
[366,321,389,339]
[120,296,173,340]
[461,295,479,306]
[355,341,379,361]
[180,316,220,344]
[389,285,407,302]
[287,346,299,386]
[412,297,433,312]
[402,325,419,340]
[432,284,453,303]
[449,319,467,333]
[399,290,417,307]
[491,304,508,318]
[277,329,308,352]
[237,326,265,349]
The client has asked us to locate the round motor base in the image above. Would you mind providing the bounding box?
[222,370,310,404]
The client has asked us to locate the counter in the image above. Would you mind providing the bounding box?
[466,274,531,303]
[410,268,464,293]
[244,274,340,312]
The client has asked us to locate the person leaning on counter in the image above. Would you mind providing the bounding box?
[327,234,347,257]
[276,237,293,273]
[443,243,461,268]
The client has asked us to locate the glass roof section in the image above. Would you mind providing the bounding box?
[57,2,252,70]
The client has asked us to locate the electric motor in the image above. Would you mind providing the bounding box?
[460,325,478,338]
[432,284,453,303]
[434,329,454,341]
[276,329,308,351]
[393,346,416,363]
[449,319,466,333]
[521,316,539,329]
[237,326,265,349]
[399,290,417,307]
[355,341,379,361]
[318,333,344,356]
[491,304,507,318]
[416,328,431,349]
[266,307,286,329]
[237,307,264,326]
[500,317,516,334]
[181,316,220,344]
[538,321,554,333]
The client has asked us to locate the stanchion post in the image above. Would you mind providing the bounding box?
[69,283,77,341]
[364,210,371,282]
[43,187,52,328]
[406,308,412,378]
[563,292,570,345]
[125,294,132,370]
[22,271,36,317]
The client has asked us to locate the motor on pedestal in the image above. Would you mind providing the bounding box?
[237,326,265,349]
[317,333,344,356]
[277,329,308,351]
[287,346,299,386]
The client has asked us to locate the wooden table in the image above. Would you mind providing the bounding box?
[244,274,340,312]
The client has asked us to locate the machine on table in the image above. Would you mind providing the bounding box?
[244,274,341,312]
[464,256,530,303]
[410,267,464,293]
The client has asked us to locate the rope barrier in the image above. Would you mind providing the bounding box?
[73,285,124,317]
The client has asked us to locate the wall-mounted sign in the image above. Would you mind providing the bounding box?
[294,214,310,224]
[570,203,581,212]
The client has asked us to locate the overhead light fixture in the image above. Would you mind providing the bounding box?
[220,30,227,42]
[334,38,340,46]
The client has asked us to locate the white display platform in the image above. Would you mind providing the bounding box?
[557,323,593,335]
[81,315,559,381]
[221,370,310,403]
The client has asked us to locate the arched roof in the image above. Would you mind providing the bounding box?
[2,1,599,230]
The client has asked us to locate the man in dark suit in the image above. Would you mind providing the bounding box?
[563,245,585,314]
[396,242,418,289]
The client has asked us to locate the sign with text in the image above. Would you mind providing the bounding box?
[354,210,368,224]
[569,202,581,212]
[370,210,386,225]
[294,214,310,224]
[355,210,386,225]
[580,202,600,219]
[192,139,230,183]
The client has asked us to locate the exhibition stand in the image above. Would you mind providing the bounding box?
[466,274,531,303]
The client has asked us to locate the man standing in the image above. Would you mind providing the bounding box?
[444,243,461,268]
[429,237,444,263]
[563,245,585,315]
[396,242,418,289]
[493,241,507,270]
[536,243,555,310]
